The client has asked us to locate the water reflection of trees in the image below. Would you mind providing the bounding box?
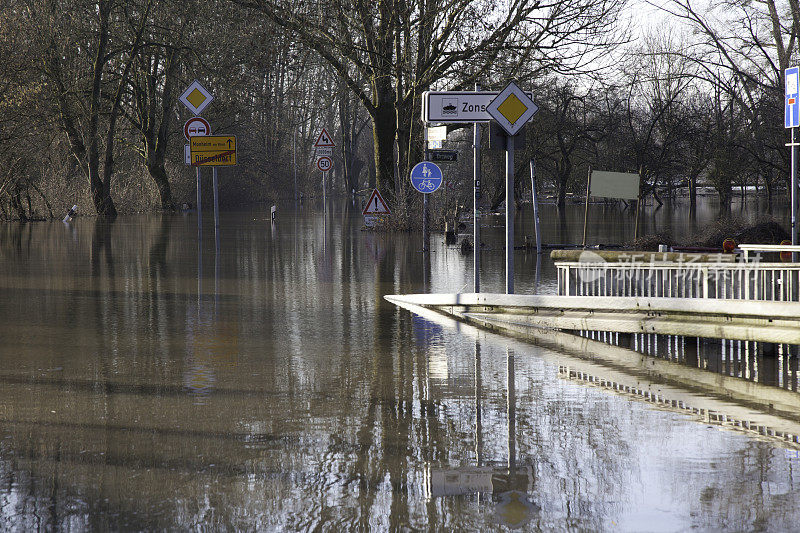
[1,211,800,529]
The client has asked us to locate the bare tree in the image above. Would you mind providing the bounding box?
[33,0,151,217]
[237,0,626,210]
[659,0,790,210]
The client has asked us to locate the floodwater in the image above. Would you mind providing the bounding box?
[0,198,798,531]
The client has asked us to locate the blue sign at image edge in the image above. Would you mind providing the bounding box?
[785,66,799,129]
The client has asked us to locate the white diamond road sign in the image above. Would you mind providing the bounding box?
[486,81,538,136]
[179,80,214,116]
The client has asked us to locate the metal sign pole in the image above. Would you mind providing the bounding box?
[196,166,202,233]
[582,166,591,248]
[423,195,429,252]
[505,134,514,294]
[293,128,298,204]
[474,83,481,293]
[793,127,797,254]
[530,159,541,256]
[212,166,220,244]
[423,127,430,253]
[323,171,327,206]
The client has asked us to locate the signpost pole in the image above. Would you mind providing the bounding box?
[212,166,220,248]
[530,159,541,256]
[582,166,591,248]
[423,127,429,253]
[474,83,481,293]
[423,195,429,252]
[196,166,202,233]
[785,67,799,260]
[323,171,327,206]
[293,127,298,205]
[505,134,514,294]
[792,127,797,252]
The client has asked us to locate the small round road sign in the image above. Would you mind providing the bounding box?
[317,156,333,172]
[410,161,443,193]
[184,117,211,141]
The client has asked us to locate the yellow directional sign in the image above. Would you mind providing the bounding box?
[190,136,237,166]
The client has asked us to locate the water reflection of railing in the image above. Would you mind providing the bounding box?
[556,260,800,302]
[576,330,800,393]
[560,366,800,445]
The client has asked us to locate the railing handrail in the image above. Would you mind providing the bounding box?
[737,244,800,251]
[554,259,800,301]
[554,261,800,269]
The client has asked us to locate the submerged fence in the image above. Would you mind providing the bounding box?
[555,255,800,302]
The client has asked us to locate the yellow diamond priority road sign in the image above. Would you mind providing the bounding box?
[180,80,214,116]
[190,136,236,166]
[486,81,538,136]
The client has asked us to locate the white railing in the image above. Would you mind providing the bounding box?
[555,260,800,302]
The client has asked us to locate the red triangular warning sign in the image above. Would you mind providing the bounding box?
[314,128,335,147]
[362,189,391,215]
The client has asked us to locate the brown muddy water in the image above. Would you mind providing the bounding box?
[0,198,798,531]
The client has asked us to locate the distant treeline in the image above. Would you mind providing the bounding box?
[0,0,793,222]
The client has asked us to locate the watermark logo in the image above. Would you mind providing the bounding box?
[577,250,606,283]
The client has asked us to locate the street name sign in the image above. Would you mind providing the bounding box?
[363,189,391,215]
[410,161,443,193]
[190,135,237,166]
[423,90,534,123]
[486,81,538,136]
[430,150,458,162]
[180,80,214,116]
[184,117,211,141]
[787,66,799,128]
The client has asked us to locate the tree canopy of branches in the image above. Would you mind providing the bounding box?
[238,0,626,210]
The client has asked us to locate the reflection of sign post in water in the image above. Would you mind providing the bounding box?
[426,345,538,528]
[581,169,640,247]
[786,67,800,256]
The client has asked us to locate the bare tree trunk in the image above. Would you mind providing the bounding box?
[372,98,396,195]
[86,0,117,218]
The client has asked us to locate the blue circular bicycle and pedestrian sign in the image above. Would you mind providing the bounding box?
[410,162,443,193]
